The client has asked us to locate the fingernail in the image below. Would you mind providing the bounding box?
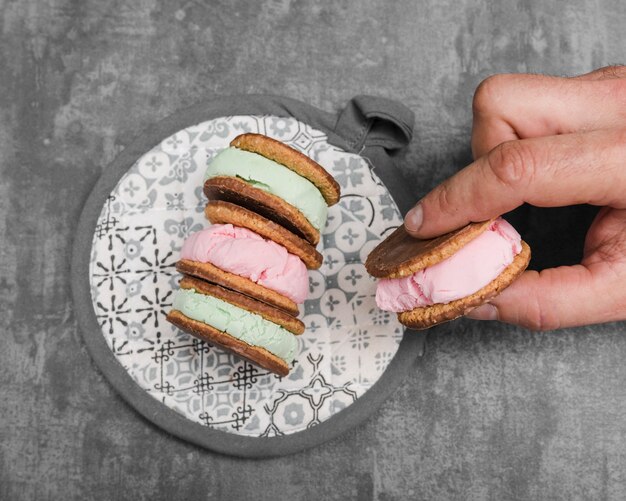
[404,204,423,232]
[467,304,498,321]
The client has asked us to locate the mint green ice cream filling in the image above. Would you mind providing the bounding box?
[204,147,328,231]
[172,288,298,363]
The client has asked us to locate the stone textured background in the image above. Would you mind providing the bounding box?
[1,0,625,499]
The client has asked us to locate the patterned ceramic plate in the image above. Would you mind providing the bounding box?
[88,115,405,438]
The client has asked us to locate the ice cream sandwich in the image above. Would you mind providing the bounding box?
[167,276,303,376]
[176,203,317,317]
[366,218,531,329]
[203,133,341,245]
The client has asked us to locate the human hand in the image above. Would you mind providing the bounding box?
[404,66,626,330]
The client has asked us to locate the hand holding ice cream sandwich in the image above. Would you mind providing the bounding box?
[366,218,531,329]
[396,68,626,330]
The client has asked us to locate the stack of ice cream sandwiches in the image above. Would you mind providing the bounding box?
[167,133,340,376]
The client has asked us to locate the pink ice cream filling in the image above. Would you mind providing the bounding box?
[180,224,308,304]
[375,218,522,313]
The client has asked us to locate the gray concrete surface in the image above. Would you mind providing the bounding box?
[1,0,625,499]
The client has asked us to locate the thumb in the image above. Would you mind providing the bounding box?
[466,265,625,330]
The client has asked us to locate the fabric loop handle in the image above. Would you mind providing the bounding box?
[335,95,414,152]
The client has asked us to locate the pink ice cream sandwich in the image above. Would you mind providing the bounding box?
[176,201,323,317]
[365,218,531,329]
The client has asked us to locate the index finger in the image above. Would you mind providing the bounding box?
[405,128,626,238]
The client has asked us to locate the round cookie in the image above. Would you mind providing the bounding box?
[204,175,321,245]
[205,201,323,269]
[231,133,340,206]
[366,219,495,279]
